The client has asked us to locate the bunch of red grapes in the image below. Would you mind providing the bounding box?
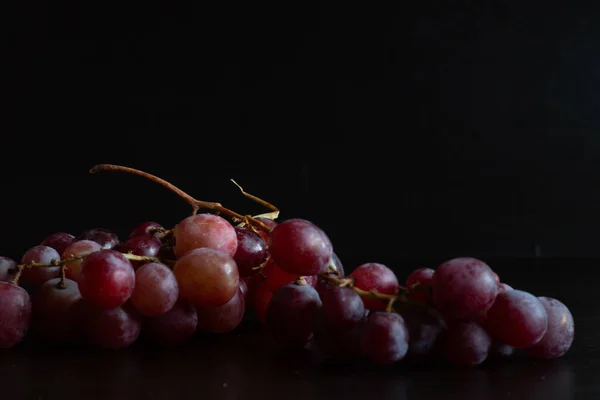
[0,166,575,368]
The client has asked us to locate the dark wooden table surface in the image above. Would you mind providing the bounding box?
[2,258,598,400]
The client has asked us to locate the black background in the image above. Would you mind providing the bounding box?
[5,5,600,282]
[4,2,600,399]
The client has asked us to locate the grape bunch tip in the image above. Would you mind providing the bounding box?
[0,164,575,367]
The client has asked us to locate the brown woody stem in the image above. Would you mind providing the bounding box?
[90,164,273,233]
[57,265,68,289]
[10,265,25,285]
[318,273,403,312]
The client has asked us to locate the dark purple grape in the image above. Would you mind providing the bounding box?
[485,290,548,348]
[40,232,75,254]
[489,340,515,358]
[120,235,162,268]
[396,302,447,360]
[315,315,365,360]
[0,257,17,282]
[268,219,333,276]
[76,228,121,250]
[329,252,345,277]
[84,303,142,349]
[129,221,164,238]
[348,263,399,311]
[197,287,245,333]
[233,227,268,277]
[318,284,365,330]
[21,245,61,286]
[255,217,278,242]
[528,297,574,359]
[443,321,491,366]
[266,283,322,348]
[31,278,84,343]
[143,299,198,345]
[361,312,409,365]
[0,282,32,348]
[432,257,498,321]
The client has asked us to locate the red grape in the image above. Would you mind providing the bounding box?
[21,245,61,286]
[0,282,32,348]
[79,249,136,309]
[266,262,300,293]
[40,232,75,254]
[0,257,17,282]
[130,262,179,316]
[406,267,434,303]
[143,299,198,345]
[31,278,83,343]
[233,227,268,277]
[318,283,365,330]
[173,248,239,307]
[129,221,164,238]
[528,297,574,359]
[197,287,245,333]
[120,235,162,268]
[361,312,409,365]
[173,214,238,258]
[268,219,333,276]
[239,278,248,299]
[443,321,491,366]
[266,283,322,347]
[348,263,399,311]
[255,217,278,242]
[84,304,142,349]
[498,282,513,293]
[76,228,121,250]
[484,290,548,348]
[432,257,498,320]
[61,240,102,284]
[396,302,447,360]
[253,282,273,324]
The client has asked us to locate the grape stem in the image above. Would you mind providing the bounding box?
[318,273,403,313]
[10,265,25,285]
[16,254,160,270]
[90,164,274,233]
[57,265,68,289]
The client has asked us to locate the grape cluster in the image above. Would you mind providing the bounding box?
[0,165,575,368]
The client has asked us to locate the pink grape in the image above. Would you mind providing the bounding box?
[318,283,365,330]
[76,228,121,250]
[0,282,32,348]
[40,232,75,254]
[130,262,179,316]
[173,214,238,258]
[21,245,61,286]
[197,287,245,333]
[0,257,17,282]
[406,267,434,303]
[266,283,322,347]
[143,299,198,345]
[79,249,135,309]
[443,321,491,366]
[84,304,141,349]
[129,221,164,238]
[232,226,268,277]
[361,312,410,365]
[484,289,548,348]
[268,218,333,276]
[528,297,574,359]
[31,278,83,343]
[173,248,239,307]
[432,257,498,320]
[348,263,399,311]
[62,240,102,284]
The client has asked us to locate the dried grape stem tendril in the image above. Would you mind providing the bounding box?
[90,164,273,233]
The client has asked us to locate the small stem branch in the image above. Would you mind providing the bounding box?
[230,179,280,213]
[57,265,67,289]
[10,265,25,285]
[121,254,160,263]
[318,273,401,307]
[90,164,273,233]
